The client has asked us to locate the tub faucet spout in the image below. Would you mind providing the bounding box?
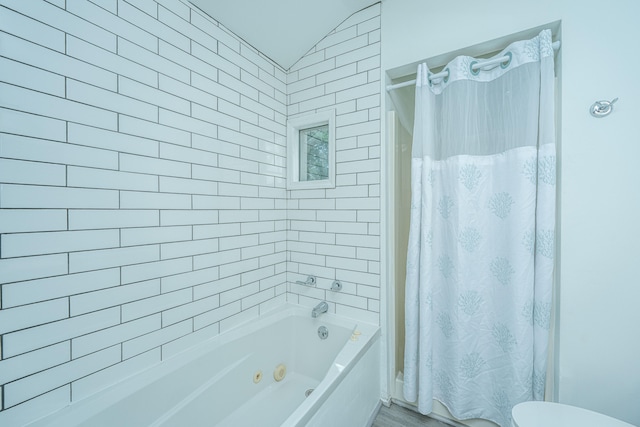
[312,301,329,318]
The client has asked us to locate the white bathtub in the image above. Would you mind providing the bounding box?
[27,304,381,427]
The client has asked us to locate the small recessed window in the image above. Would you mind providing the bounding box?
[287,110,335,190]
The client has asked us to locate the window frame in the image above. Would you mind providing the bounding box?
[286,110,335,190]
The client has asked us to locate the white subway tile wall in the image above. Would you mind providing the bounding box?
[0,0,381,424]
[286,4,381,323]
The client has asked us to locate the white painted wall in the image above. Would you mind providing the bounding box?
[382,1,640,425]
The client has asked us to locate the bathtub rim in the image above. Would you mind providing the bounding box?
[25,303,380,427]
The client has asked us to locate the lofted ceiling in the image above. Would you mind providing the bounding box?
[189,0,380,70]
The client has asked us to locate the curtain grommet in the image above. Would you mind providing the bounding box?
[443,67,450,83]
[500,52,513,69]
[469,61,480,76]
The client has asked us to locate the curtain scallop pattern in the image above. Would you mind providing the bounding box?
[403,30,556,427]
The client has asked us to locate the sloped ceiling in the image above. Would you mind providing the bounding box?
[189,0,380,70]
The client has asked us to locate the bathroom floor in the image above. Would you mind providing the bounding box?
[372,403,453,427]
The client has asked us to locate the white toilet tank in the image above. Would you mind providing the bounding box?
[512,401,637,427]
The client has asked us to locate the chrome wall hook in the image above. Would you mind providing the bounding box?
[590,97,618,118]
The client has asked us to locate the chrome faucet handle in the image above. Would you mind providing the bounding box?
[295,275,316,287]
[330,280,342,291]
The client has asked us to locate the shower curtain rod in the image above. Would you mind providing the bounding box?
[386,40,560,92]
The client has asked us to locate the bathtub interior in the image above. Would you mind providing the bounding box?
[27,304,377,427]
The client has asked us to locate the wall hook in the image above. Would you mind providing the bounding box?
[590,97,618,118]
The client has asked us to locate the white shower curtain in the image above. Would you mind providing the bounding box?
[403,30,556,427]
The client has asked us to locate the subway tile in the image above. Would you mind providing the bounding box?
[0,254,68,285]
[0,0,116,52]
[0,209,66,234]
[122,319,191,359]
[316,244,357,258]
[0,184,119,209]
[240,45,276,76]
[89,0,117,14]
[218,44,258,78]
[66,80,158,122]
[193,249,241,271]
[117,0,189,52]
[68,123,159,157]
[191,103,240,132]
[121,226,191,247]
[72,313,160,358]
[218,155,259,174]
[219,258,259,279]
[159,75,218,110]
[1,229,119,258]
[0,158,65,186]
[218,182,258,197]
[0,109,66,142]
[219,235,259,251]
[121,288,191,322]
[120,154,191,178]
[67,0,157,52]
[159,108,218,138]
[191,72,240,105]
[192,164,240,184]
[155,0,190,20]
[0,32,116,92]
[122,0,158,18]
[69,210,159,230]
[118,38,190,84]
[160,210,219,226]
[0,133,118,170]
[326,255,368,272]
[193,301,240,330]
[159,176,217,195]
[121,257,192,285]
[0,6,65,52]
[218,127,259,150]
[190,10,240,53]
[0,299,68,335]
[193,275,240,300]
[118,76,190,115]
[192,195,240,210]
[161,238,219,260]
[4,346,121,408]
[69,245,159,274]
[0,82,117,130]
[0,57,65,97]
[220,282,259,306]
[2,269,120,309]
[335,43,380,68]
[193,223,241,240]
[2,307,120,358]
[159,40,222,81]
[242,243,275,260]
[67,35,157,87]
[68,166,158,192]
[162,294,220,327]
[160,266,219,293]
[158,6,213,49]
[160,143,218,167]
[70,279,160,317]
[191,134,239,157]
[0,342,70,386]
[119,116,191,147]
